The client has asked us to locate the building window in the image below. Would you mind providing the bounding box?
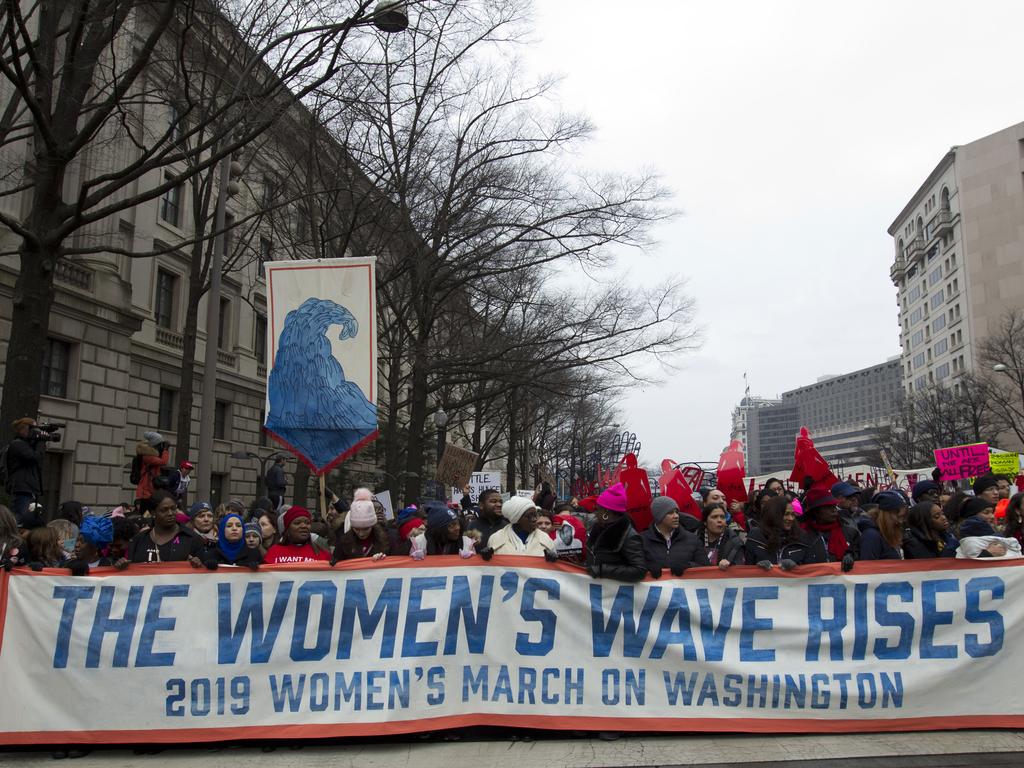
[168,103,184,145]
[913,352,926,369]
[214,400,229,441]
[159,173,182,227]
[254,314,267,365]
[936,363,950,380]
[218,298,231,350]
[911,330,924,348]
[155,269,177,329]
[929,267,942,285]
[157,387,177,432]
[258,236,272,279]
[210,472,228,509]
[909,308,923,325]
[930,292,943,310]
[933,315,946,332]
[41,338,71,399]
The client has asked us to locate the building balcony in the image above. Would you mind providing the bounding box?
[155,326,184,350]
[217,349,237,368]
[890,256,906,283]
[906,237,926,261]
[54,260,94,291]
[256,363,267,379]
[933,209,954,238]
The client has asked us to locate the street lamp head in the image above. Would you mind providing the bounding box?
[230,450,256,460]
[434,408,448,428]
[993,364,1009,373]
[373,1,409,33]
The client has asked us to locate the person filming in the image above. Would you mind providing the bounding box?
[6,418,60,526]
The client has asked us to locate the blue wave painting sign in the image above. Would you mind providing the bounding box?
[263,258,377,473]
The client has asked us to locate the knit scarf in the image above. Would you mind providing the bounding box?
[804,518,847,561]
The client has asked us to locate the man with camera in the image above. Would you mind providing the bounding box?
[6,418,59,526]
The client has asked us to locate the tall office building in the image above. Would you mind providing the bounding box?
[730,394,781,469]
[888,121,1024,395]
[737,359,903,475]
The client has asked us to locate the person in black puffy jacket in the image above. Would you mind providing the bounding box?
[586,483,646,582]
[699,503,745,569]
[902,501,957,559]
[745,495,816,570]
[641,496,708,578]
[857,491,907,561]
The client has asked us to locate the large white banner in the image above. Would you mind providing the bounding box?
[1,558,1022,745]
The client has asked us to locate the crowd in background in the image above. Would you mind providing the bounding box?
[3,422,1023,577]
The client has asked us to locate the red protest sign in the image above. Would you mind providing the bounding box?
[933,443,990,481]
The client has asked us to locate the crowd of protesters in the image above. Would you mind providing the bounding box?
[2,425,1023,577]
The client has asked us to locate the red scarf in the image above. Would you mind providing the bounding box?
[803,519,848,561]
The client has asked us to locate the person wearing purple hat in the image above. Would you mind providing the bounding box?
[585,483,646,581]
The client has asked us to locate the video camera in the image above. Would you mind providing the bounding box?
[29,423,64,442]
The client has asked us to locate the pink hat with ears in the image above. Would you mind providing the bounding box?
[596,483,628,513]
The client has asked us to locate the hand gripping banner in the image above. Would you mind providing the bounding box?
[1,558,1023,745]
[263,258,377,472]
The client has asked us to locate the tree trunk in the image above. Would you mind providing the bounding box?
[402,340,430,503]
[0,242,59,430]
[382,346,402,501]
[506,389,518,493]
[293,462,310,508]
[174,256,206,462]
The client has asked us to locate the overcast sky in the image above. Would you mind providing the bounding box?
[524,0,1024,466]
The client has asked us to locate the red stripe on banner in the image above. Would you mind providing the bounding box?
[3,713,1024,746]
[263,427,380,475]
[4,555,1024,578]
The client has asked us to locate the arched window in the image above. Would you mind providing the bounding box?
[916,216,924,237]
[898,238,904,257]
[940,187,950,211]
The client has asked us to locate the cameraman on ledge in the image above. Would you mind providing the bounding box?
[7,418,54,526]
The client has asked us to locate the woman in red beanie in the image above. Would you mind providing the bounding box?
[264,506,330,564]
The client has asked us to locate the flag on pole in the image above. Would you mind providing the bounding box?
[263,258,378,474]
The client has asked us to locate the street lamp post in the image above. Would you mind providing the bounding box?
[231,449,288,500]
[196,2,410,501]
[433,408,448,466]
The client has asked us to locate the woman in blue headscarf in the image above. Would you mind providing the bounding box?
[67,516,115,575]
[202,513,262,569]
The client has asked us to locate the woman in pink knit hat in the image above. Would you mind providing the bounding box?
[585,483,646,581]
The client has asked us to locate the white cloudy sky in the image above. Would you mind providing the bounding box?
[524,0,1024,465]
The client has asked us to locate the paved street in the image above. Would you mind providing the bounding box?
[2,731,1024,768]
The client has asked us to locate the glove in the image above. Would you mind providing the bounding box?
[29,562,43,572]
[587,562,603,579]
[458,548,474,559]
[2,560,13,572]
[246,560,260,571]
[477,547,494,562]
[68,560,89,577]
[756,560,772,571]
[410,547,425,561]
[670,565,685,577]
[649,566,663,579]
[329,554,340,567]
[543,549,558,563]
[780,558,797,571]
[204,559,219,571]
[841,553,855,572]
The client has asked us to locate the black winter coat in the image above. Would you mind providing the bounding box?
[700,527,745,566]
[334,527,393,560]
[744,525,817,566]
[902,527,957,559]
[6,437,45,495]
[586,514,647,582]
[203,545,263,569]
[466,513,505,548]
[641,525,709,576]
[857,517,903,560]
[802,519,860,562]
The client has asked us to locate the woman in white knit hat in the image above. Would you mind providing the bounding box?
[481,496,557,560]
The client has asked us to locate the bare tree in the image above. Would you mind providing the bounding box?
[979,309,1024,446]
[0,0,410,431]
[313,0,698,501]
